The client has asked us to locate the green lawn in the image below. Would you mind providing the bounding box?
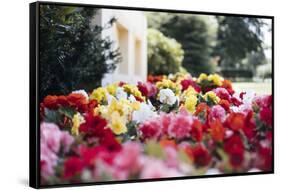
[232,82,272,95]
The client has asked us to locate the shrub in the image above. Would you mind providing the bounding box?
[39,5,121,100]
[147,28,184,75]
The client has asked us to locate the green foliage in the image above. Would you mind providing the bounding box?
[147,28,184,75]
[147,13,216,76]
[214,16,266,68]
[39,5,121,100]
[145,141,166,159]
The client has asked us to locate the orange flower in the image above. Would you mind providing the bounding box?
[67,93,88,111]
[43,95,58,109]
[225,112,245,131]
[147,75,164,83]
[159,139,177,149]
[195,102,210,117]
[222,79,234,94]
[209,119,225,142]
[219,99,230,112]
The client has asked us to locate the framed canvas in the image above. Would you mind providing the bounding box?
[30,1,274,188]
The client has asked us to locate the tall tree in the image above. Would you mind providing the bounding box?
[39,5,120,99]
[214,16,266,68]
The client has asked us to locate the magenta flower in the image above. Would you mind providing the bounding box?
[209,105,226,122]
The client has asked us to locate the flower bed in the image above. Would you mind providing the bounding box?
[40,73,272,185]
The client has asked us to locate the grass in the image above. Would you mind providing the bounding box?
[232,82,272,95]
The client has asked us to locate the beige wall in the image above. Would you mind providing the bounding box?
[93,9,147,86]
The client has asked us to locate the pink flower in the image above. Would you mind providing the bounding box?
[213,87,230,101]
[114,142,142,174]
[209,105,226,122]
[140,157,182,179]
[168,113,193,139]
[41,122,62,153]
[61,131,75,153]
[164,146,179,168]
[41,143,58,179]
[159,112,173,135]
[254,95,272,108]
[40,122,74,180]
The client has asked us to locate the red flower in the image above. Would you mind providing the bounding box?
[256,146,272,171]
[79,114,108,136]
[229,149,244,169]
[191,119,203,142]
[192,145,211,167]
[209,119,225,142]
[63,156,84,180]
[137,82,149,97]
[259,107,272,127]
[242,111,256,141]
[225,112,245,131]
[230,97,242,106]
[88,99,98,111]
[224,134,244,154]
[80,145,118,167]
[139,120,162,140]
[224,134,244,168]
[99,132,122,151]
[180,79,201,92]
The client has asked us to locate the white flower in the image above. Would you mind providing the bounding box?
[72,89,89,100]
[132,103,157,123]
[159,88,177,105]
[128,94,137,102]
[116,87,128,100]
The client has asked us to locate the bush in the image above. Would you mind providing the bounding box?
[39,5,121,100]
[147,28,184,75]
[147,14,216,76]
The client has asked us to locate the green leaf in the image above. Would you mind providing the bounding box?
[58,107,76,118]
[44,108,62,123]
[145,141,165,159]
[178,149,192,164]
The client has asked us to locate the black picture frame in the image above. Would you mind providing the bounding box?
[29,1,274,188]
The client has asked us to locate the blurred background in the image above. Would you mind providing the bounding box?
[39,5,272,99]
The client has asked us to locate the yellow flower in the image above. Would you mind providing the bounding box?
[106,83,118,95]
[90,87,107,103]
[109,111,127,135]
[184,94,198,114]
[204,91,220,104]
[95,97,139,135]
[71,113,85,136]
[156,79,181,96]
[197,73,208,83]
[181,86,198,102]
[123,84,144,101]
[208,74,223,86]
[184,86,198,96]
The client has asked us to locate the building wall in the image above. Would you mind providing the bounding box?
[93,9,147,86]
